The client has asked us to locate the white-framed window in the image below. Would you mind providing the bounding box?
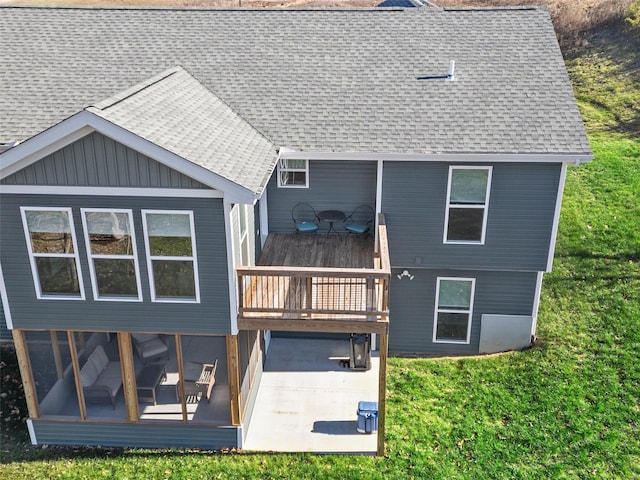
[277,158,308,188]
[81,209,142,301]
[20,207,85,300]
[433,277,475,344]
[444,166,492,244]
[142,210,200,303]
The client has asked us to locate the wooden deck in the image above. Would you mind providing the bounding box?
[237,218,390,334]
[258,233,375,269]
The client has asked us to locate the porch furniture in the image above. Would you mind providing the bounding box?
[317,209,346,235]
[292,203,319,233]
[343,205,374,236]
[80,345,123,409]
[131,333,169,364]
[136,364,166,405]
[179,358,218,403]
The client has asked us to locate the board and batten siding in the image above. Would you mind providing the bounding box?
[382,162,562,272]
[388,268,537,355]
[1,132,209,189]
[0,194,231,334]
[30,420,239,449]
[266,160,377,233]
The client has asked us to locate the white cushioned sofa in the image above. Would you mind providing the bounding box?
[80,345,123,409]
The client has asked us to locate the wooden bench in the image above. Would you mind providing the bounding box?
[195,359,218,403]
[179,358,218,404]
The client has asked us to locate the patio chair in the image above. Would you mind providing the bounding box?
[343,205,375,236]
[131,333,169,364]
[292,202,319,233]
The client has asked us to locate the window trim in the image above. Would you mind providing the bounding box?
[433,277,476,344]
[20,206,85,300]
[141,209,200,303]
[80,208,143,302]
[277,158,309,188]
[443,165,492,245]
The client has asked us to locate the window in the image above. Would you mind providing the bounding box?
[142,210,199,302]
[81,209,141,301]
[433,277,475,343]
[20,207,84,299]
[277,158,308,188]
[444,166,492,243]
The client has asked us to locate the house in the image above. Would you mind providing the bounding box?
[0,5,592,455]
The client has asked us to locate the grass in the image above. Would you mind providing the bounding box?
[1,3,640,480]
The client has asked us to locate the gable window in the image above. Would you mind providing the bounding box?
[277,158,308,188]
[433,277,475,344]
[444,166,492,244]
[142,210,200,303]
[81,209,142,301]
[20,207,84,299]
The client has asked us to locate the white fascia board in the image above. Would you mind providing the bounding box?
[0,112,95,179]
[1,111,257,204]
[0,185,223,198]
[279,149,593,164]
[0,263,13,330]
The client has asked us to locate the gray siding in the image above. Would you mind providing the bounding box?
[266,160,377,233]
[0,304,11,342]
[388,268,537,355]
[31,420,238,449]
[1,132,209,189]
[1,194,231,334]
[382,162,561,272]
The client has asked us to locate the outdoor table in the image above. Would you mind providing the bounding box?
[317,210,346,235]
[136,364,166,405]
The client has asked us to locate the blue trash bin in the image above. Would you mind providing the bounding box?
[357,401,378,434]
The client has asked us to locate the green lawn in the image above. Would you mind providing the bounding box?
[1,13,639,480]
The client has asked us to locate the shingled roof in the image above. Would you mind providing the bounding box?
[87,66,277,195]
[0,6,591,159]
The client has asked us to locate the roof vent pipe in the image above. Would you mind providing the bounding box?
[446,60,456,81]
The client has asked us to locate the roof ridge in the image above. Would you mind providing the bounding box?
[88,66,183,112]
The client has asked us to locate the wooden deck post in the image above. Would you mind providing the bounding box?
[226,334,242,426]
[12,329,39,420]
[175,334,188,423]
[117,332,139,422]
[50,331,64,380]
[377,332,388,457]
[67,331,86,421]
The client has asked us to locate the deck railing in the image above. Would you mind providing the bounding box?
[237,214,390,331]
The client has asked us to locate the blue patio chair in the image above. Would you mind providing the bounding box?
[343,205,375,236]
[292,202,319,233]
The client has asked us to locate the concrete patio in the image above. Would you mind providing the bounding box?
[242,337,379,454]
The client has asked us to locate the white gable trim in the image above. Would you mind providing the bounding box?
[0,111,257,204]
[279,149,593,164]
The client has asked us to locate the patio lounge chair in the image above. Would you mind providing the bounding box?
[131,333,169,364]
